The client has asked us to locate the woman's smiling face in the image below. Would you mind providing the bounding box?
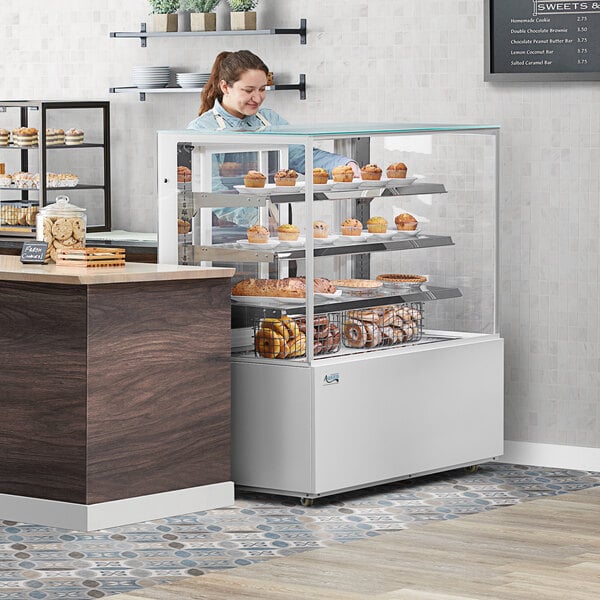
[220,69,268,119]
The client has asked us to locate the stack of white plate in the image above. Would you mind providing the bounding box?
[176,72,210,88]
[132,66,171,89]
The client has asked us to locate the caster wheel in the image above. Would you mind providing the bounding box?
[465,465,480,474]
[300,497,314,507]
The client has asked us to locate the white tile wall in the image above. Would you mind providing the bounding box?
[2,0,599,449]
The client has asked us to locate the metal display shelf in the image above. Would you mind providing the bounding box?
[191,183,447,207]
[110,75,306,101]
[110,18,307,47]
[231,285,463,325]
[0,143,104,150]
[197,234,455,263]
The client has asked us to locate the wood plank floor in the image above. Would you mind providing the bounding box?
[112,486,600,599]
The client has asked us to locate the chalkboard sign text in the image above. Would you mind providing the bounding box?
[20,241,48,264]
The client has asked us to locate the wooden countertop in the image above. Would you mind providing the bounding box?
[0,256,234,285]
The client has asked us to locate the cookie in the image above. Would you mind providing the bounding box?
[52,218,73,241]
[71,217,85,241]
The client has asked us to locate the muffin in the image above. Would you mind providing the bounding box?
[332,165,354,182]
[0,129,10,146]
[277,223,300,241]
[247,224,270,243]
[219,161,243,177]
[367,216,388,233]
[313,220,329,239]
[244,170,267,188]
[177,218,191,234]
[361,164,382,181]
[313,168,329,184]
[274,169,298,186]
[341,218,363,236]
[395,213,418,231]
[387,162,408,178]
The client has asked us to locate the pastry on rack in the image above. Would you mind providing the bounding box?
[177,218,191,234]
[0,129,10,146]
[246,224,270,243]
[313,168,329,184]
[394,213,418,231]
[366,216,387,233]
[46,128,65,146]
[277,223,300,241]
[332,165,354,182]
[219,162,243,177]
[274,169,298,186]
[360,164,382,181]
[243,170,266,188]
[12,127,38,147]
[313,220,329,238]
[387,162,408,178]
[340,217,363,236]
[232,276,336,298]
[65,128,84,145]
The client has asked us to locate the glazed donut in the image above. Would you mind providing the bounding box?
[261,318,290,341]
[381,326,395,345]
[364,322,382,348]
[343,319,367,348]
[255,329,286,359]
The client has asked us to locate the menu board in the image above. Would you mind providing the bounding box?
[485,0,600,80]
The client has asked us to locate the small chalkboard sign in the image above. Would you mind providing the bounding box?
[20,241,48,264]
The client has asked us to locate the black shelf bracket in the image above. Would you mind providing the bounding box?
[273,74,306,100]
[274,18,307,44]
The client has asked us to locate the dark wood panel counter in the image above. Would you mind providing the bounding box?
[0,256,235,530]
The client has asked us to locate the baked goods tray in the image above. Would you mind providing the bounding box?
[231,285,462,326]
[56,247,126,268]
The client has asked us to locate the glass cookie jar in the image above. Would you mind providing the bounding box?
[36,195,86,263]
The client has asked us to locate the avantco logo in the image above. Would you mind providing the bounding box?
[323,372,340,385]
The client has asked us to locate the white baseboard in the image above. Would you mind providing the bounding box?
[0,481,234,531]
[501,441,600,472]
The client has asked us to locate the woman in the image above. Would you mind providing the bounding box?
[187,50,359,228]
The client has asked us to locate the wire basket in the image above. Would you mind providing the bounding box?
[254,312,342,359]
[341,302,423,349]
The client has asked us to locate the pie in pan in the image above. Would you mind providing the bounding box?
[376,274,428,283]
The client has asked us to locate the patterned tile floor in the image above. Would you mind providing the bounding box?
[1,463,599,599]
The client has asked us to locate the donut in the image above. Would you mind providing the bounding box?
[261,318,290,341]
[255,329,286,359]
[281,316,302,339]
[323,332,335,352]
[329,324,341,350]
[343,319,367,348]
[407,308,422,321]
[381,326,395,345]
[296,316,330,339]
[381,306,396,327]
[364,322,382,348]
[314,341,325,355]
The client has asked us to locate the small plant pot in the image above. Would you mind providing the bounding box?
[153,13,178,32]
[230,11,256,31]
[190,12,217,32]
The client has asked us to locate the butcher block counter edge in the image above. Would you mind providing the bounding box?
[0,256,234,285]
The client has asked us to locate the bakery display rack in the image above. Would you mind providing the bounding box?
[0,101,111,237]
[157,123,503,505]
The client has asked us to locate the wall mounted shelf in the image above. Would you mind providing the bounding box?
[110,75,306,101]
[110,18,307,47]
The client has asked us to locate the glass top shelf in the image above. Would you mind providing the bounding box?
[161,122,500,137]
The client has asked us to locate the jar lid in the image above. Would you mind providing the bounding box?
[39,195,86,215]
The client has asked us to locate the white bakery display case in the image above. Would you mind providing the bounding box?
[157,123,503,505]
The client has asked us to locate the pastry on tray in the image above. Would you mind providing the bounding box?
[312,168,329,184]
[246,224,270,243]
[232,277,336,298]
[340,217,363,236]
[332,165,354,182]
[243,170,266,188]
[366,216,388,233]
[394,213,418,231]
[274,169,298,186]
[360,164,382,181]
[387,162,408,178]
[376,274,428,283]
[313,220,329,238]
[277,223,300,241]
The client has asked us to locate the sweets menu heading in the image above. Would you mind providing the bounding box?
[485,0,600,80]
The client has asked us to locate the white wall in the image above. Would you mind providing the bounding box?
[2,0,599,450]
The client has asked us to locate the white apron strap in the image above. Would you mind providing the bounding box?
[212,106,227,130]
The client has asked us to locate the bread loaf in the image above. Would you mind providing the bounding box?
[232,277,336,298]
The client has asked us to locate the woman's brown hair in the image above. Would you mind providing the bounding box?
[199,50,269,115]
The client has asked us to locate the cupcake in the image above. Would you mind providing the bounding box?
[313,220,329,239]
[0,129,10,146]
[341,218,363,236]
[313,168,329,184]
[274,169,298,186]
[65,128,84,145]
[361,164,382,181]
[244,170,267,188]
[332,165,354,182]
[395,213,418,231]
[367,216,388,233]
[277,223,300,241]
[247,224,270,243]
[387,162,408,179]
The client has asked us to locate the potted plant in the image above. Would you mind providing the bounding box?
[181,0,220,31]
[227,0,258,31]
[149,0,181,32]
